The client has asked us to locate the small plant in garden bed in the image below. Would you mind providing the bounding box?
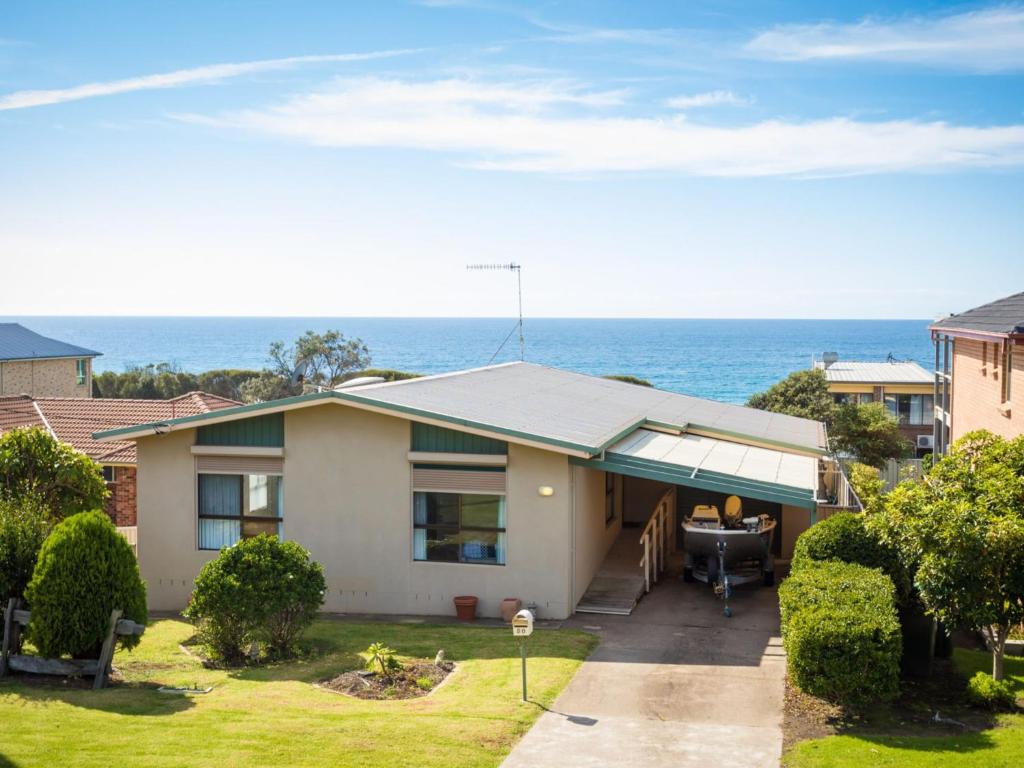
[965,671,1018,711]
[317,643,455,700]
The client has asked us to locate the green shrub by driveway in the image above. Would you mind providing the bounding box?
[780,560,901,706]
[25,510,146,658]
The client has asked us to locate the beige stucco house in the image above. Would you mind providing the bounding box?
[95,363,846,619]
[0,323,100,398]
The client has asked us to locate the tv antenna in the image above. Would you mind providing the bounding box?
[467,262,524,363]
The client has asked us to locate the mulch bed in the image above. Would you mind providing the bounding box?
[782,658,1003,752]
[318,661,454,700]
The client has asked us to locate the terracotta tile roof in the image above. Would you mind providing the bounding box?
[0,392,240,465]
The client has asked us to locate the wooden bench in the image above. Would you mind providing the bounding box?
[1,598,145,689]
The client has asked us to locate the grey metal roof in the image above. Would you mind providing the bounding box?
[349,362,827,454]
[931,291,1024,336]
[95,362,828,456]
[0,323,101,362]
[813,360,932,385]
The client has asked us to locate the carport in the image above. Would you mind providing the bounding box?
[571,427,821,615]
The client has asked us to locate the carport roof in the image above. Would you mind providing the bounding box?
[94,362,827,458]
[571,428,819,510]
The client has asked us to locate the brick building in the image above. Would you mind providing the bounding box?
[932,291,1024,454]
[0,323,100,398]
[0,392,239,525]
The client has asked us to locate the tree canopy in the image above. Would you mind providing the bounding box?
[0,427,108,519]
[93,364,261,401]
[746,369,836,424]
[872,430,1024,680]
[830,402,911,468]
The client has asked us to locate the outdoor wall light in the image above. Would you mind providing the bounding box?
[538,486,555,497]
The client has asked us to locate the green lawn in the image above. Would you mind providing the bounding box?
[0,618,596,768]
[784,651,1024,768]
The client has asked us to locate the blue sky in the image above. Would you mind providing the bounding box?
[1,1,1022,318]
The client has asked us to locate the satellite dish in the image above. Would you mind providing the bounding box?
[289,358,310,388]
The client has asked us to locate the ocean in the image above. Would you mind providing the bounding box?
[2,317,935,405]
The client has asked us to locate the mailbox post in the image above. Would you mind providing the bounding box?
[511,609,534,702]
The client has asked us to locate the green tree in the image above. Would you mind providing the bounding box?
[26,510,146,657]
[0,495,53,604]
[830,403,911,468]
[878,431,1024,680]
[0,428,108,519]
[241,330,373,403]
[747,369,836,425]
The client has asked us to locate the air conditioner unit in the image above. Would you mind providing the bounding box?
[917,435,934,450]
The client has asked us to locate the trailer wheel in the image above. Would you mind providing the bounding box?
[683,567,695,583]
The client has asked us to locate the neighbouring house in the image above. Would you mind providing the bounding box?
[94,362,852,619]
[813,354,935,456]
[0,392,240,525]
[0,323,101,398]
[932,291,1024,455]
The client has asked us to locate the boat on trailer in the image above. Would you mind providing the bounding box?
[682,499,776,617]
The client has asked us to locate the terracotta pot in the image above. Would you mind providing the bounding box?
[500,597,522,623]
[453,595,479,621]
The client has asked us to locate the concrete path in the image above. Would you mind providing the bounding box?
[502,564,785,768]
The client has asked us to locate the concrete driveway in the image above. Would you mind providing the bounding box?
[502,566,785,768]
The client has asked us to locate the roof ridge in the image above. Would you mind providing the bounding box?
[341,360,524,391]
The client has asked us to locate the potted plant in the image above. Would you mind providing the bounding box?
[500,597,522,623]
[453,595,478,621]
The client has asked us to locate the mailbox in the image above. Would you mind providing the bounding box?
[511,609,534,637]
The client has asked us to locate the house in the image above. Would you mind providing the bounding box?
[0,323,101,398]
[94,362,847,618]
[0,392,240,525]
[931,291,1024,454]
[813,355,935,456]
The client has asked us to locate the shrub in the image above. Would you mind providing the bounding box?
[791,511,909,599]
[366,642,401,675]
[25,511,146,658]
[966,671,1017,711]
[0,428,108,519]
[847,462,885,512]
[0,496,52,604]
[779,561,901,707]
[184,535,325,662]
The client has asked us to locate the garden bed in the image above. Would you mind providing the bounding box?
[318,660,455,700]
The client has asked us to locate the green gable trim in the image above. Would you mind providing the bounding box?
[570,453,817,510]
[411,423,507,455]
[197,413,284,447]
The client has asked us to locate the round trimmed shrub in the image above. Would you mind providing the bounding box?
[0,495,52,604]
[25,510,146,658]
[966,671,1017,711]
[780,560,901,707]
[184,535,325,662]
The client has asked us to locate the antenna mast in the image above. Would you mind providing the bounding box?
[467,262,524,362]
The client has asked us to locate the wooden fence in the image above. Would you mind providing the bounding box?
[1,598,144,689]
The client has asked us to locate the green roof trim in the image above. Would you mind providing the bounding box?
[571,453,818,510]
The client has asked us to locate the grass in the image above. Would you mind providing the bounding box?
[0,618,596,768]
[784,650,1024,767]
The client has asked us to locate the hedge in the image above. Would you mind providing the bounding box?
[791,511,909,599]
[779,560,901,706]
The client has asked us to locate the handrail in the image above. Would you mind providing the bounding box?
[639,488,676,593]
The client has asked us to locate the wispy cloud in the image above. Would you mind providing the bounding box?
[664,90,748,109]
[180,77,1024,177]
[0,50,415,111]
[745,4,1024,71]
